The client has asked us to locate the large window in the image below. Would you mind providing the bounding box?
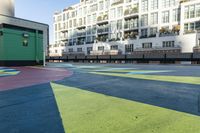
[111,45,118,50]
[151,0,158,10]
[117,20,122,30]
[99,1,104,10]
[125,44,134,53]
[142,0,148,12]
[110,8,116,19]
[141,29,148,37]
[172,8,180,22]
[141,14,148,26]
[190,5,195,18]
[162,11,169,23]
[196,4,200,17]
[150,12,158,25]
[162,0,174,8]
[163,41,175,48]
[150,27,157,36]
[142,43,152,48]
[117,7,123,18]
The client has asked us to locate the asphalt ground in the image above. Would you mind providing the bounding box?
[52,63,200,116]
[1,63,200,132]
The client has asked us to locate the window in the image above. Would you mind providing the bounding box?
[117,7,123,18]
[184,23,189,32]
[142,43,152,48]
[87,26,92,35]
[196,4,200,17]
[162,11,169,23]
[163,41,175,47]
[99,1,104,10]
[125,44,134,53]
[141,14,148,26]
[190,5,195,18]
[142,0,148,12]
[162,0,175,8]
[185,6,189,19]
[172,8,180,22]
[111,45,118,50]
[87,15,91,24]
[150,12,158,25]
[92,14,96,23]
[141,29,148,37]
[87,47,93,54]
[150,27,157,36]
[117,20,122,30]
[196,21,200,31]
[98,46,104,51]
[151,0,158,10]
[110,8,116,19]
[110,21,117,32]
[77,48,83,52]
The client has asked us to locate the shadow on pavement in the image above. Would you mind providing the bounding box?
[0,83,65,133]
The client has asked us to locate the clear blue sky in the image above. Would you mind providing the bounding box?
[15,0,79,43]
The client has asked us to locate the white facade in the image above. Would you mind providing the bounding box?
[52,0,200,56]
[0,0,15,16]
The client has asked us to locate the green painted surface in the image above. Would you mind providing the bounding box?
[0,26,43,61]
[51,83,200,133]
[91,72,200,85]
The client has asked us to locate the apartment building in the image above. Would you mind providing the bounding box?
[50,0,200,56]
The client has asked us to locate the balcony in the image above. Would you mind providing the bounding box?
[97,27,109,34]
[77,32,86,37]
[97,14,109,25]
[111,0,124,6]
[124,23,138,31]
[159,26,180,37]
[124,7,138,19]
[124,31,138,40]
[60,36,68,42]
[96,35,108,42]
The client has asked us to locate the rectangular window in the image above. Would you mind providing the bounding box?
[196,4,200,17]
[125,44,134,53]
[98,46,104,51]
[184,23,189,32]
[151,0,158,10]
[117,20,122,30]
[77,48,83,52]
[150,12,158,25]
[141,29,148,37]
[117,7,123,18]
[99,1,104,10]
[172,8,180,22]
[163,41,175,47]
[110,8,116,19]
[141,14,148,26]
[142,0,148,12]
[185,6,189,19]
[190,5,195,18]
[111,45,118,50]
[150,27,157,36]
[142,43,152,48]
[162,11,169,23]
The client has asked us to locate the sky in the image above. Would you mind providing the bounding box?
[15,0,79,43]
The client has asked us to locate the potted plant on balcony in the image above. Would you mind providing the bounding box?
[124,9,129,16]
[172,25,180,34]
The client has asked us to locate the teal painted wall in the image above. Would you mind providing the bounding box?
[0,26,43,62]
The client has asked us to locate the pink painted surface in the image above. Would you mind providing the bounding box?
[0,67,72,91]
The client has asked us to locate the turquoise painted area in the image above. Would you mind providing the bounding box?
[0,67,20,77]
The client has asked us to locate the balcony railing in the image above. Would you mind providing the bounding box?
[97,27,109,34]
[97,14,109,23]
[124,7,138,16]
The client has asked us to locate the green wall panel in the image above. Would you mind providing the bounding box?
[0,26,43,61]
